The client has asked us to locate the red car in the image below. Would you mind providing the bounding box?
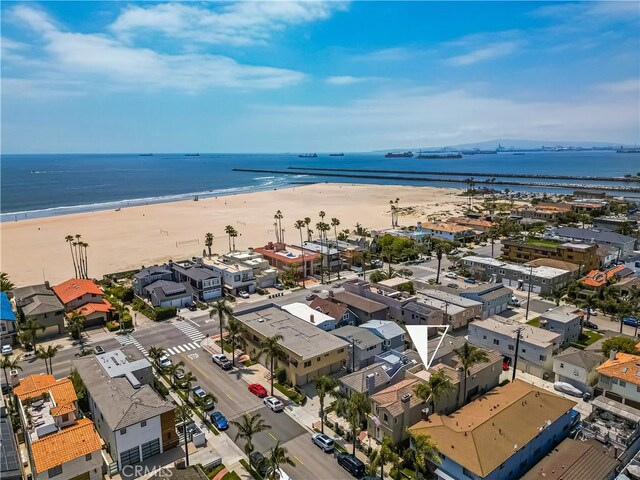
[248,383,268,398]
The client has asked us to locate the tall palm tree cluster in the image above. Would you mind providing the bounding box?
[204,232,214,257]
[224,225,239,252]
[389,198,400,227]
[273,210,284,243]
[36,345,62,375]
[65,234,90,279]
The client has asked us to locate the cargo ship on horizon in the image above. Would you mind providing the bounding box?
[384,151,413,158]
[298,153,318,158]
[416,151,462,159]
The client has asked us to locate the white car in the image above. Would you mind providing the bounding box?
[238,291,250,299]
[1,345,12,355]
[445,273,457,279]
[157,355,172,369]
[264,396,284,412]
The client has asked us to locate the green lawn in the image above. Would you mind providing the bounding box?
[578,330,604,347]
[524,238,561,248]
[221,472,241,480]
[526,317,541,327]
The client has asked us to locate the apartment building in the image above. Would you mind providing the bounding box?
[501,239,599,272]
[469,318,561,378]
[332,325,384,371]
[544,227,636,259]
[12,283,65,339]
[420,221,476,242]
[538,306,582,346]
[459,284,512,318]
[73,347,177,470]
[368,378,425,444]
[416,290,483,330]
[253,242,320,280]
[291,241,341,272]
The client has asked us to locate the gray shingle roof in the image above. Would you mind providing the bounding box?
[13,284,55,306]
[361,320,405,340]
[332,326,383,350]
[21,294,64,316]
[144,280,190,301]
[134,266,172,280]
[404,301,439,316]
[340,363,392,393]
[555,347,605,371]
[332,291,388,314]
[551,227,635,245]
[173,265,218,281]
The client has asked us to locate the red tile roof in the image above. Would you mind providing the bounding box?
[73,298,113,316]
[53,279,104,305]
[580,265,628,287]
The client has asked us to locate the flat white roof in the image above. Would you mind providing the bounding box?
[463,255,570,279]
[281,302,335,325]
[417,297,466,316]
[471,318,561,348]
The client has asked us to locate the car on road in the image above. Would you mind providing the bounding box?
[445,272,457,279]
[447,265,457,270]
[249,452,268,477]
[238,291,250,299]
[1,345,12,355]
[264,396,284,412]
[248,383,268,398]
[332,283,341,288]
[94,345,105,354]
[157,355,172,369]
[212,354,233,370]
[337,453,365,478]
[464,278,477,284]
[623,317,640,328]
[209,411,229,430]
[447,283,459,289]
[312,433,335,452]
[584,320,599,330]
[186,303,197,311]
[371,260,383,268]
[274,283,284,290]
[306,293,317,301]
[192,386,207,399]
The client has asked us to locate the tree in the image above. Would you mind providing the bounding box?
[166,360,186,385]
[65,235,78,277]
[205,233,214,257]
[224,225,235,252]
[434,242,451,285]
[274,210,284,243]
[371,435,399,480]
[0,355,22,390]
[413,370,454,415]
[487,225,500,258]
[617,222,634,236]
[331,217,342,279]
[210,299,233,351]
[408,432,441,479]
[175,404,192,424]
[313,375,338,434]
[550,287,566,306]
[578,293,599,335]
[334,391,370,455]
[231,413,271,461]
[230,228,239,251]
[194,393,218,414]
[304,217,312,242]
[68,368,86,400]
[36,346,52,375]
[294,220,307,288]
[226,316,246,367]
[148,346,167,367]
[0,272,14,292]
[452,342,489,404]
[176,370,197,467]
[66,311,86,342]
[256,335,286,396]
[601,337,640,357]
[80,241,90,278]
[264,441,296,480]
[19,318,44,350]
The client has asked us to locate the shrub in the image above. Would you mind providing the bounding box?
[106,321,120,332]
[154,306,177,321]
[275,366,287,384]
[153,378,169,399]
[121,317,134,329]
[108,286,134,303]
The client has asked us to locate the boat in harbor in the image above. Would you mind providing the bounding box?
[416,151,462,159]
[299,153,318,158]
[384,151,413,158]
[329,153,345,157]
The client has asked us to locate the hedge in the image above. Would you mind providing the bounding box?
[155,306,177,321]
[106,321,120,332]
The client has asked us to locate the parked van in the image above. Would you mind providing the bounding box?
[510,296,521,307]
[337,454,365,478]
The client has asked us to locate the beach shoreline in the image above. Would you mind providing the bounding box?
[1,183,469,286]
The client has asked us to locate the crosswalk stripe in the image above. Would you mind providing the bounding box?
[183,344,193,351]
[177,345,186,353]
[167,347,176,355]
[187,342,198,349]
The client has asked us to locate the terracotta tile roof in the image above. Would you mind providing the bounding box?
[14,375,77,412]
[370,378,423,416]
[408,380,576,478]
[422,222,473,234]
[596,352,640,385]
[53,279,104,305]
[31,418,102,473]
[73,298,113,316]
[446,217,493,229]
[50,404,76,417]
[580,265,629,287]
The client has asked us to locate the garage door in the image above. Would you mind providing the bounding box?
[120,446,141,466]
[141,438,161,460]
[37,325,60,338]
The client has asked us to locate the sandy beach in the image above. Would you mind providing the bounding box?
[1,183,469,286]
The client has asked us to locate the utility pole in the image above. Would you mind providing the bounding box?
[512,327,522,382]
[525,265,534,321]
[348,336,356,373]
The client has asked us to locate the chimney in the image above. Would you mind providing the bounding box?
[44,280,50,288]
[310,314,315,324]
[365,373,376,394]
[610,349,618,361]
[328,290,334,297]
[402,393,412,420]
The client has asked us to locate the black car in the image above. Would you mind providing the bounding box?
[249,452,268,477]
[337,454,365,478]
[186,303,197,311]
[584,321,599,330]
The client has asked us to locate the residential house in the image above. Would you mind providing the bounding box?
[417,290,483,330]
[501,239,599,272]
[543,227,636,259]
[172,259,224,300]
[223,250,278,288]
[593,215,638,232]
[291,241,341,272]
[309,296,358,326]
[361,320,405,352]
[281,302,337,331]
[596,351,640,409]
[614,275,640,299]
[1,292,17,346]
[13,283,65,338]
[13,374,103,480]
[338,349,422,398]
[345,234,371,250]
[332,326,384,371]
[73,347,177,470]
[580,264,636,291]
[568,199,608,214]
[596,245,619,268]
[330,290,389,323]
[459,284,512,318]
[132,265,174,297]
[253,242,320,280]
[553,347,605,394]
[582,395,640,452]
[519,204,570,221]
[53,278,112,327]
[462,256,573,295]
[143,280,192,308]
[469,318,561,379]
[446,216,493,233]
[420,221,476,242]
[235,306,348,386]
[538,306,582,346]
[368,379,425,444]
[521,438,618,480]
[0,396,22,480]
[408,380,577,480]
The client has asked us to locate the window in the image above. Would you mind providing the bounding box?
[141,420,147,427]
[337,348,344,353]
[317,357,321,362]
[62,413,69,422]
[542,280,546,284]
[560,363,564,368]
[483,335,487,340]
[620,380,627,387]
[85,453,92,461]
[522,348,526,353]
[539,355,546,362]
[120,428,127,435]
[304,361,311,367]
[394,418,398,424]
[493,339,500,345]
[383,413,388,422]
[48,466,63,478]
[234,275,241,282]
[342,313,349,321]
[612,378,619,385]
[508,345,514,351]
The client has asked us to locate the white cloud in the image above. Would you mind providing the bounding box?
[593,79,640,94]
[532,1,640,22]
[110,1,348,46]
[325,75,369,85]
[8,5,306,95]
[446,40,520,66]
[351,47,411,62]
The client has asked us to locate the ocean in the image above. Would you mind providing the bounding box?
[2,151,639,221]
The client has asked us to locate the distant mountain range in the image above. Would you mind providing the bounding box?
[375,138,633,152]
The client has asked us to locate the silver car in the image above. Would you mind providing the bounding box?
[312,433,335,452]
[264,396,284,412]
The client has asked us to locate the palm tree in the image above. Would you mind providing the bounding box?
[36,347,51,374]
[313,375,338,434]
[0,355,22,390]
[195,393,218,414]
[413,370,454,416]
[230,228,238,251]
[66,311,86,342]
[294,220,307,288]
[579,293,599,335]
[315,221,326,283]
[264,441,296,480]
[551,287,566,306]
[274,210,284,243]
[73,234,83,278]
[334,391,370,455]
[304,217,312,242]
[176,370,197,467]
[0,272,14,292]
[19,318,44,350]
[434,242,450,285]
[226,316,246,367]
[453,342,489,404]
[65,235,78,277]
[46,344,62,375]
[331,217,342,279]
[488,225,500,258]
[408,432,441,480]
[224,225,235,252]
[166,360,185,385]
[210,299,233,351]
[81,241,89,278]
[316,221,331,283]
[372,435,399,480]
[175,404,191,424]
[148,346,167,367]
[205,233,214,257]
[256,334,286,396]
[617,221,634,235]
[231,413,271,462]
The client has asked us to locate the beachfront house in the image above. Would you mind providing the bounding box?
[223,250,278,288]
[12,283,65,339]
[53,278,113,327]
[171,259,224,300]
[1,292,17,346]
[420,221,476,243]
[200,257,255,296]
[143,280,192,308]
[132,265,174,296]
[331,325,385,371]
[253,242,320,280]
[291,241,341,273]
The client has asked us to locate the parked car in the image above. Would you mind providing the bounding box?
[447,265,457,270]
[447,283,459,289]
[212,353,233,370]
[623,317,640,328]
[445,272,457,279]
[312,433,335,452]
[264,396,285,412]
[94,345,105,355]
[1,345,12,355]
[248,383,268,398]
[192,386,207,399]
[274,283,284,290]
[554,382,583,397]
[209,411,229,430]
[203,398,216,412]
[249,452,268,477]
[186,303,197,311]
[306,293,317,301]
[238,291,250,299]
[510,296,521,307]
[332,283,341,288]
[337,453,365,478]
[583,320,599,330]
[464,278,476,284]
[156,355,172,369]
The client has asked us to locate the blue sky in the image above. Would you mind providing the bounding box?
[1,1,639,153]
